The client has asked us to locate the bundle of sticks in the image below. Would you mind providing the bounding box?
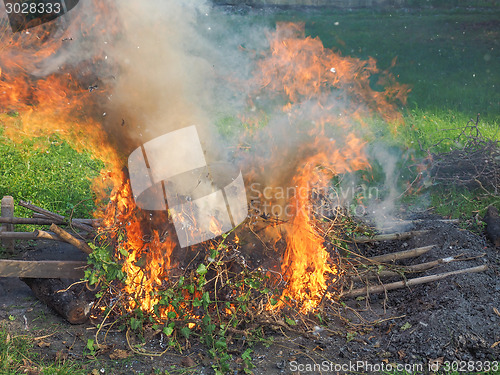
[342,230,488,298]
[0,197,100,255]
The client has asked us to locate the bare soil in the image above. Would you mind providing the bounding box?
[1,214,499,374]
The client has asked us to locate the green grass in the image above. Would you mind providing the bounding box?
[0,326,87,375]
[0,125,103,225]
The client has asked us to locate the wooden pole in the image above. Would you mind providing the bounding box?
[0,230,59,240]
[19,200,94,232]
[1,196,15,255]
[0,217,100,225]
[341,265,488,298]
[0,230,92,255]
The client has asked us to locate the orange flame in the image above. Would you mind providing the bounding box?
[246,23,408,312]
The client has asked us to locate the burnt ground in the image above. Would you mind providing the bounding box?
[0,214,499,375]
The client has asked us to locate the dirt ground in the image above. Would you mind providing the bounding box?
[1,213,499,374]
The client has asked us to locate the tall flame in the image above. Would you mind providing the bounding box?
[245,23,408,312]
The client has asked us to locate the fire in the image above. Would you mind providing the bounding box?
[245,23,408,312]
[1,6,408,319]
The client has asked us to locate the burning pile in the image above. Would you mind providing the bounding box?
[0,2,409,321]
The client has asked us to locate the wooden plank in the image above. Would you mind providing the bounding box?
[0,260,87,278]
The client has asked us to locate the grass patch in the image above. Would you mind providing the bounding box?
[0,126,104,224]
[0,326,87,375]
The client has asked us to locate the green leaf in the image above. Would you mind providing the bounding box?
[119,247,129,257]
[192,298,202,307]
[130,317,141,330]
[167,311,176,320]
[180,327,191,339]
[163,325,174,336]
[215,339,227,350]
[196,264,208,276]
[241,348,252,361]
[202,292,210,308]
[270,298,278,306]
[284,317,296,326]
[186,284,195,294]
[86,339,95,351]
[400,322,412,331]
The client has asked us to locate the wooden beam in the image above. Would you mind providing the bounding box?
[0,260,87,278]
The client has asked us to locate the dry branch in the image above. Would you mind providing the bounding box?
[50,224,93,254]
[341,265,488,298]
[360,245,435,264]
[19,200,94,232]
[353,230,429,243]
[430,115,500,196]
